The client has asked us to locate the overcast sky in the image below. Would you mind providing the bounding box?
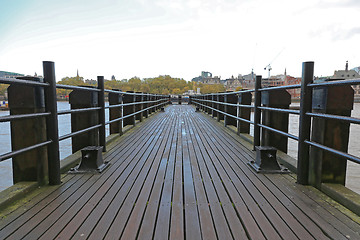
[1,0,359,81]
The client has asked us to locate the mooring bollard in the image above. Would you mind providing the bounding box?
[69,87,99,153]
[261,89,291,153]
[109,89,122,135]
[309,84,354,188]
[237,91,251,134]
[8,77,48,184]
[123,91,135,127]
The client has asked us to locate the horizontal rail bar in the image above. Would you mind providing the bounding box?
[308,78,360,88]
[0,140,52,162]
[305,140,360,164]
[0,112,51,122]
[258,106,300,115]
[238,104,254,109]
[58,107,101,115]
[306,112,360,125]
[105,101,166,125]
[59,124,102,141]
[259,84,301,91]
[56,84,101,92]
[104,89,164,96]
[195,99,238,107]
[258,124,299,141]
[193,101,254,124]
[200,89,255,96]
[0,78,50,87]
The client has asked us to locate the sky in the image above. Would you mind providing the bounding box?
[1,0,360,81]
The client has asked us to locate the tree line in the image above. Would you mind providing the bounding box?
[56,75,225,96]
[0,75,225,98]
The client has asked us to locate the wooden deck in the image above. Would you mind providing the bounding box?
[1,105,360,240]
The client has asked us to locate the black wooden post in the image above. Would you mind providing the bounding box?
[8,77,48,184]
[297,61,314,185]
[43,61,61,185]
[144,94,149,118]
[216,95,220,122]
[135,92,143,122]
[69,87,99,153]
[98,76,106,152]
[237,92,251,134]
[109,89,122,135]
[253,75,262,151]
[218,94,225,121]
[261,89,291,153]
[123,91,135,127]
[309,84,354,188]
[225,92,237,128]
[212,94,216,118]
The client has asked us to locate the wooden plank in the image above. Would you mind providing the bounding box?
[183,110,217,240]
[194,108,357,240]
[191,113,311,240]
[181,110,202,240]
[170,108,185,240]
[184,111,267,240]
[66,114,172,240]
[121,111,177,240]
[104,110,175,239]
[39,113,169,239]
[203,114,359,240]
[4,174,91,240]
[186,112,235,239]
[153,111,179,239]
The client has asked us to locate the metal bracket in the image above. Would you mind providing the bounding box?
[69,146,109,174]
[248,146,289,174]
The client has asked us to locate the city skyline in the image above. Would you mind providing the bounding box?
[1,0,360,81]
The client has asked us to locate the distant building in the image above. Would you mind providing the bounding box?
[0,71,24,79]
[262,69,301,99]
[192,71,221,84]
[332,61,360,97]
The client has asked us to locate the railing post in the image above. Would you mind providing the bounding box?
[309,82,354,188]
[135,92,143,122]
[69,87,99,153]
[261,89,291,153]
[224,94,228,127]
[43,61,61,185]
[8,76,48,185]
[97,76,106,152]
[226,92,237,128]
[144,94,149,118]
[109,89,122,135]
[218,94,225,122]
[253,75,262,151]
[237,91,251,134]
[123,91,135,127]
[212,94,216,118]
[297,61,314,185]
[216,95,221,122]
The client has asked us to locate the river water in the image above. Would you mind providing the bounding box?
[0,102,359,194]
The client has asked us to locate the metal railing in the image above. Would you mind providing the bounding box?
[191,61,360,187]
[0,61,169,186]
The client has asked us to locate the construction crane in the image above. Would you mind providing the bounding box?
[264,48,285,79]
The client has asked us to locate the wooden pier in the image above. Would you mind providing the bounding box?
[1,105,359,239]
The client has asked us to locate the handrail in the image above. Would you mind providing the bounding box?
[192,63,360,190]
[0,62,170,186]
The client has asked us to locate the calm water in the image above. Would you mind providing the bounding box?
[0,103,359,194]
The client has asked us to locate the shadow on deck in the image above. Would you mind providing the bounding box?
[1,105,360,240]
